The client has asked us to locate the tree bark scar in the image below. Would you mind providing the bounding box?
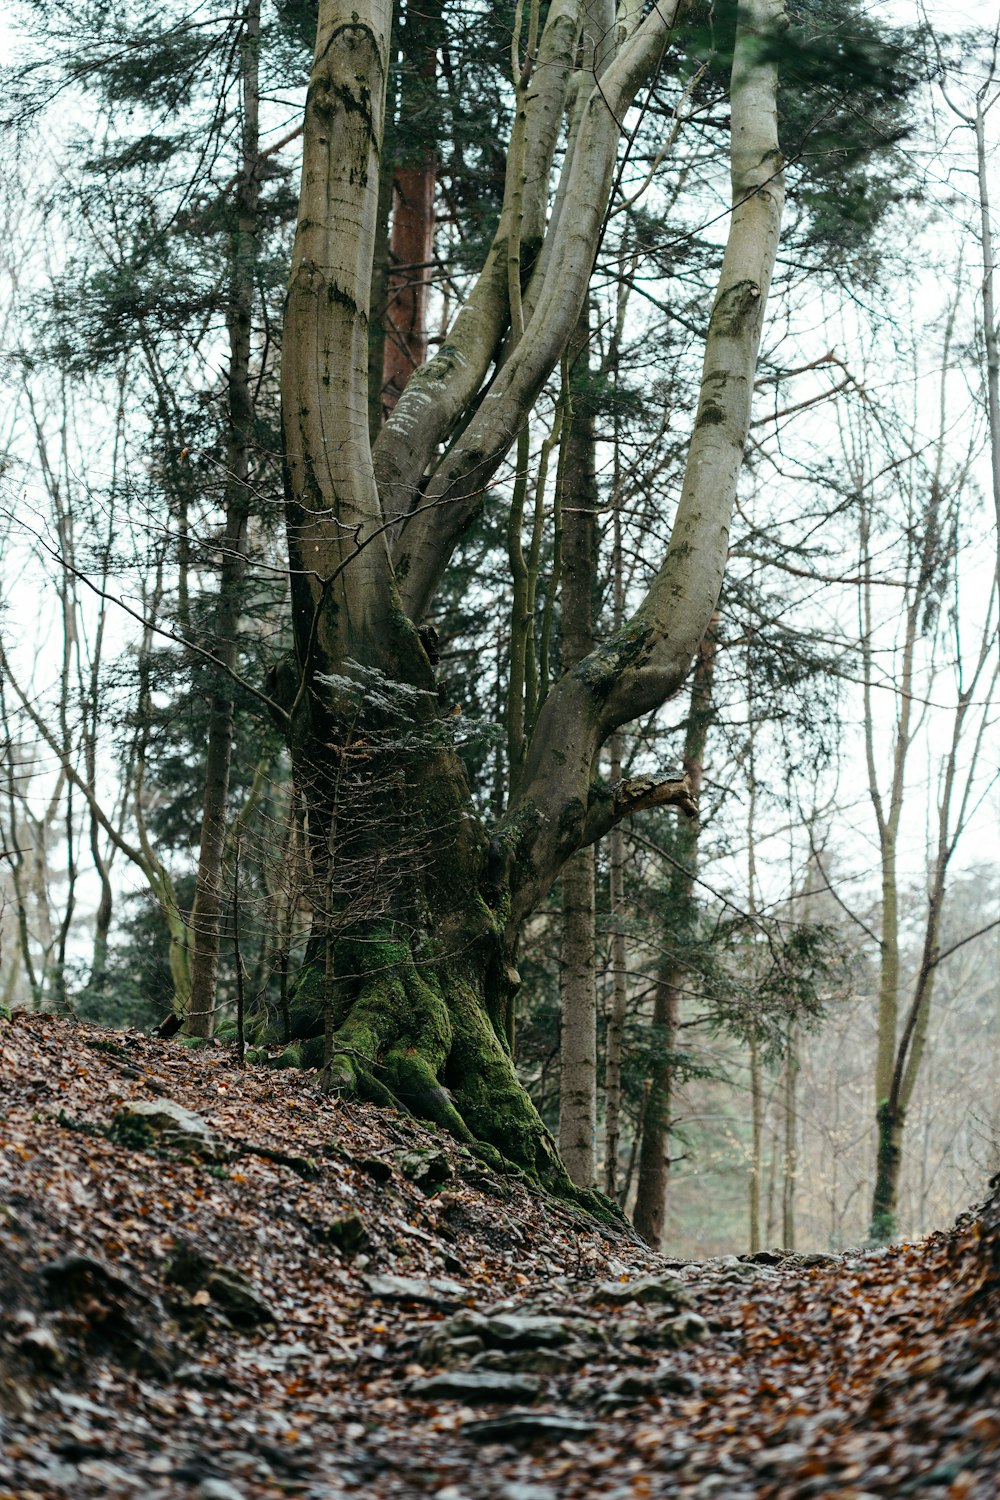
[713,278,763,337]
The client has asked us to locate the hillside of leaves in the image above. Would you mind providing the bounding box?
[2,1011,1000,1499]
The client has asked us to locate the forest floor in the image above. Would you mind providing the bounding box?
[1,1013,999,1500]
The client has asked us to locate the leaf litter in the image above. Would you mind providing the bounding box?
[1,1011,999,1499]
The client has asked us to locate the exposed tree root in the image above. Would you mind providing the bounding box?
[241,942,624,1229]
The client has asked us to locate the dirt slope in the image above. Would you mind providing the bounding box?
[1,1011,998,1500]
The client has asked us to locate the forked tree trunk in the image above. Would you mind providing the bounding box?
[276,0,786,1195]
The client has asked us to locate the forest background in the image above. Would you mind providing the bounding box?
[1,0,999,1258]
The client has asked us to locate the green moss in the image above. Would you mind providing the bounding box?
[577,623,655,699]
[386,1051,472,1140]
[492,800,541,866]
[351,1067,397,1107]
[335,972,405,1060]
[108,1115,156,1151]
[269,1042,304,1069]
[316,1211,371,1255]
[285,963,327,1038]
[444,969,551,1178]
[302,1034,326,1068]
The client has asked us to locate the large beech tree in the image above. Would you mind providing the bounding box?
[275,0,786,1195]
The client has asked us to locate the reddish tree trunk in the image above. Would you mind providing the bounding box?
[382,164,435,408]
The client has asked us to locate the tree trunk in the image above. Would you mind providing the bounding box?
[782,1021,798,1249]
[860,308,996,1239]
[974,98,1000,573]
[559,849,597,1185]
[749,1036,763,1253]
[870,1097,904,1243]
[558,304,598,1188]
[603,779,628,1199]
[367,19,396,442]
[0,685,44,1007]
[275,0,786,1193]
[383,161,436,410]
[602,362,627,1201]
[633,618,717,1245]
[633,970,680,1245]
[186,0,261,1037]
[88,805,113,990]
[380,0,442,413]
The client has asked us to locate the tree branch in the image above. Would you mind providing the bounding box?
[580,771,697,848]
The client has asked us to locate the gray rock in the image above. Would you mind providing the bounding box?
[435,1335,486,1365]
[604,1371,657,1400]
[422,1309,602,1366]
[73,1460,147,1490]
[653,1361,700,1394]
[469,1346,582,1375]
[650,1311,709,1348]
[614,1308,708,1350]
[497,1486,559,1500]
[462,1312,575,1347]
[356,1156,393,1183]
[408,1370,542,1402]
[461,1410,598,1443]
[588,1275,691,1308]
[598,1364,700,1408]
[365,1273,468,1305]
[17,1323,63,1370]
[265,1342,313,1367]
[40,1253,156,1307]
[752,1442,808,1475]
[194,1482,246,1500]
[115,1100,227,1161]
[396,1147,453,1193]
[205,1268,276,1327]
[38,1254,175,1373]
[167,1241,275,1327]
[313,1212,370,1257]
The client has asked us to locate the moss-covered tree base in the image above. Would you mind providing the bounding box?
[242,932,622,1227]
[869,1100,904,1244]
[246,651,624,1226]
